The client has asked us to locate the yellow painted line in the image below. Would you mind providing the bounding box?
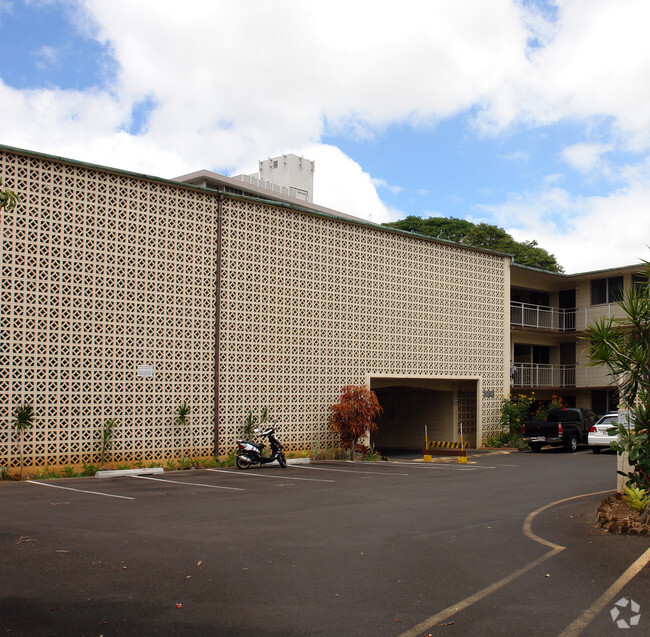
[398,489,612,637]
[558,546,650,637]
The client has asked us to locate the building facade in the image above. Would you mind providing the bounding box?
[1,146,510,472]
[510,263,644,414]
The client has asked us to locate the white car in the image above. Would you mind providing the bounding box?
[588,413,629,453]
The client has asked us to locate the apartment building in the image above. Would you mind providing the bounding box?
[1,145,510,472]
[510,263,644,415]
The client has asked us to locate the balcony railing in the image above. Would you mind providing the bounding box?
[512,363,615,388]
[512,363,576,387]
[511,301,629,332]
[510,302,576,331]
[577,304,627,330]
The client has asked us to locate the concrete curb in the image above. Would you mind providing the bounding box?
[95,467,164,478]
[287,457,310,465]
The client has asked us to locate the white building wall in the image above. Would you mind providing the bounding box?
[258,154,314,201]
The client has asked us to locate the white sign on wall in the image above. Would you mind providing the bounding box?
[137,364,154,378]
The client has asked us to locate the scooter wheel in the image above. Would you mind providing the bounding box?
[278,453,287,468]
[236,455,252,469]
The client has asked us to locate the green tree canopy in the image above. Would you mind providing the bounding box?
[382,216,564,272]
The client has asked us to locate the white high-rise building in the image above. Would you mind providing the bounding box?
[232,153,315,202]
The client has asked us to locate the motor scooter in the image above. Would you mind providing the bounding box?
[236,427,287,469]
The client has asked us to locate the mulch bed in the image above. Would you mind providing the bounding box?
[597,493,650,535]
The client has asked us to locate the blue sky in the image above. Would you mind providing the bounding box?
[1,0,650,272]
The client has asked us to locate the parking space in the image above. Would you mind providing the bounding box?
[2,452,646,636]
[24,458,496,503]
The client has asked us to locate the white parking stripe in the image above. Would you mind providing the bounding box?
[29,481,135,500]
[207,468,334,483]
[131,475,243,491]
[291,465,409,476]
[388,461,492,471]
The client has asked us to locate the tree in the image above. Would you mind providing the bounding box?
[382,216,564,272]
[12,402,34,479]
[328,385,383,456]
[0,178,19,212]
[585,263,650,490]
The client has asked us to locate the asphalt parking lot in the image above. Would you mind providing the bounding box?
[1,448,649,636]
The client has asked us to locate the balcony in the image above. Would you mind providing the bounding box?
[512,363,575,388]
[512,363,615,389]
[510,302,575,331]
[511,301,629,332]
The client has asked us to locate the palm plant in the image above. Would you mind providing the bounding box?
[99,419,118,469]
[174,401,195,459]
[12,402,34,479]
[0,178,19,212]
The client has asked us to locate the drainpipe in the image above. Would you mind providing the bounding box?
[213,194,224,457]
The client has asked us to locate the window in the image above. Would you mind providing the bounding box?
[591,388,619,416]
[511,288,550,306]
[633,272,648,293]
[591,276,623,305]
[514,344,550,364]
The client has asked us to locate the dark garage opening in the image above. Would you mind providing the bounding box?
[369,377,478,452]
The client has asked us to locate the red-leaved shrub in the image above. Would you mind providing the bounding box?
[328,385,382,453]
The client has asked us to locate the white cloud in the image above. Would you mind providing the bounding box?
[477,176,650,273]
[561,143,612,173]
[33,44,60,70]
[0,0,13,21]
[371,177,403,195]
[478,0,650,148]
[498,150,530,163]
[299,144,396,224]
[2,0,650,272]
[5,0,529,173]
[4,1,650,165]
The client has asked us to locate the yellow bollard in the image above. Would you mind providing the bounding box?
[458,422,467,463]
[423,425,431,461]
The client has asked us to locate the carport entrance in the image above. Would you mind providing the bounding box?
[368,375,480,451]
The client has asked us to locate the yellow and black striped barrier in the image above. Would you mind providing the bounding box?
[423,440,470,461]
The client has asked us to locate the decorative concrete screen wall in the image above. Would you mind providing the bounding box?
[217,198,509,452]
[1,146,509,471]
[1,149,219,469]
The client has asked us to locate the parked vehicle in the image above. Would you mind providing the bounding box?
[588,413,632,453]
[236,427,287,469]
[522,407,597,453]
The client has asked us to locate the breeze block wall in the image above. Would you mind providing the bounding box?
[1,146,509,472]
[216,197,509,453]
[1,148,219,470]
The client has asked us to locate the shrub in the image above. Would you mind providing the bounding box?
[328,385,382,456]
[624,486,650,512]
[499,394,534,435]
